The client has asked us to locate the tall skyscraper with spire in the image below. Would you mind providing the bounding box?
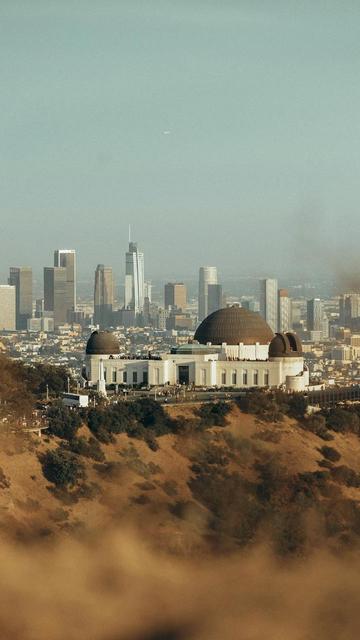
[124,238,144,315]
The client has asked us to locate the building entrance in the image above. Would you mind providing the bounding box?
[178,365,190,385]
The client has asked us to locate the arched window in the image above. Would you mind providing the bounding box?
[221,370,226,385]
[232,371,237,385]
[253,370,259,385]
[243,370,248,385]
[264,370,269,386]
[201,369,206,385]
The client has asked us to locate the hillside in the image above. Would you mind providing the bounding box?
[2,399,360,558]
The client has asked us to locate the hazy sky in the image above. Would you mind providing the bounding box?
[1,1,360,282]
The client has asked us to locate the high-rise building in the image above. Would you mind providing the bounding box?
[278,288,290,333]
[164,283,187,312]
[94,265,114,328]
[208,283,223,315]
[35,298,44,318]
[44,267,67,327]
[124,242,144,315]
[8,267,32,330]
[307,298,323,332]
[339,293,360,327]
[144,281,152,303]
[54,249,76,317]
[260,279,278,332]
[0,285,16,330]
[198,266,218,321]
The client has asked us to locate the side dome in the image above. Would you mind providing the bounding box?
[269,332,302,358]
[194,306,274,345]
[86,331,120,355]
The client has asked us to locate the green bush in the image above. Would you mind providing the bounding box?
[195,401,232,428]
[236,392,284,422]
[319,446,341,462]
[41,448,85,488]
[331,465,360,487]
[325,408,360,435]
[67,436,105,462]
[301,414,333,440]
[47,406,82,440]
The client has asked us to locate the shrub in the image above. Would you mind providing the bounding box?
[287,394,308,419]
[319,446,341,463]
[161,480,178,497]
[301,414,333,440]
[236,392,284,422]
[41,448,85,487]
[67,436,105,462]
[196,401,232,428]
[325,408,360,435]
[253,429,282,443]
[331,465,360,488]
[47,406,82,440]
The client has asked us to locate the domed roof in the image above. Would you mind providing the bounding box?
[194,306,274,346]
[269,332,302,358]
[86,331,120,355]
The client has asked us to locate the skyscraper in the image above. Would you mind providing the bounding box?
[278,288,290,333]
[208,283,223,315]
[54,249,76,317]
[164,283,187,311]
[8,267,32,330]
[44,267,67,327]
[307,298,323,332]
[94,264,114,328]
[0,285,16,330]
[124,242,144,315]
[260,279,278,332]
[198,266,218,321]
[339,293,360,327]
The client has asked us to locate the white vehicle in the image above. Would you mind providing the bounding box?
[62,393,89,408]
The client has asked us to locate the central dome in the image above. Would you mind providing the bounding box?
[194,307,274,346]
[86,331,120,355]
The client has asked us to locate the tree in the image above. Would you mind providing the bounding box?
[41,449,85,487]
[47,406,82,440]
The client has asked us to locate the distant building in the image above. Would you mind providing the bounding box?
[164,282,187,311]
[27,317,54,332]
[44,267,67,327]
[339,293,360,327]
[0,285,16,330]
[242,299,260,313]
[278,288,290,333]
[35,298,44,318]
[208,284,223,315]
[54,249,76,318]
[144,281,152,303]
[124,241,144,315]
[260,279,278,332]
[307,298,323,332]
[8,267,32,330]
[198,266,218,321]
[94,264,114,328]
[166,313,194,331]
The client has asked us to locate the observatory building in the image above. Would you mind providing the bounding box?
[84,307,309,392]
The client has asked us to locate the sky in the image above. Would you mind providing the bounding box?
[1,0,360,284]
